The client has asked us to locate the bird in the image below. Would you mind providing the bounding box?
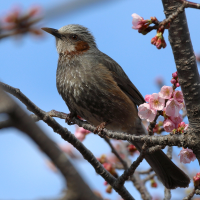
[42,24,190,189]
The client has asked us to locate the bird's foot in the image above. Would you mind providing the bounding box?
[65,112,76,125]
[94,122,107,137]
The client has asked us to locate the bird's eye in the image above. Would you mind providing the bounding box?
[71,34,78,40]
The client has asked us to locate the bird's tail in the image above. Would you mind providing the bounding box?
[131,122,190,189]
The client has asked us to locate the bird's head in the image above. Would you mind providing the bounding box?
[42,24,97,56]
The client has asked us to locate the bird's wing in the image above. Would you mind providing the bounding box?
[96,52,145,106]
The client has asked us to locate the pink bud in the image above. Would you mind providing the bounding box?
[172,72,178,78]
[29,6,41,16]
[131,13,143,30]
[170,78,176,84]
[176,83,180,87]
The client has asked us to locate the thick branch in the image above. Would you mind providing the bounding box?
[0,89,101,200]
[162,0,200,163]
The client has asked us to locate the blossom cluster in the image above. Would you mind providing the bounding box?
[139,84,184,133]
[1,6,43,37]
[138,71,187,134]
[131,13,168,49]
[138,73,185,127]
[139,72,197,164]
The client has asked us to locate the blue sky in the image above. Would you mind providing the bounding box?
[0,0,200,199]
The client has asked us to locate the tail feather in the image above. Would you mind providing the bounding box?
[131,121,190,189]
[133,142,190,189]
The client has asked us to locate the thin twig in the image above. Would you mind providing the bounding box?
[183,188,195,200]
[178,0,200,9]
[142,173,156,184]
[113,143,148,189]
[138,168,153,175]
[104,137,128,169]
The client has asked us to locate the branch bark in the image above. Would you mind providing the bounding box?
[162,0,200,164]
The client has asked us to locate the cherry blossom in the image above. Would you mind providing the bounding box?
[145,94,151,102]
[138,103,157,122]
[165,98,183,117]
[178,148,196,164]
[159,86,173,99]
[149,93,165,110]
[170,113,183,128]
[163,119,175,132]
[173,90,183,103]
[74,126,90,142]
[131,13,144,30]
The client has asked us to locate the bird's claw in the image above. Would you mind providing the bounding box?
[94,122,106,137]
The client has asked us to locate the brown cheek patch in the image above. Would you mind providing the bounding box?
[75,41,90,52]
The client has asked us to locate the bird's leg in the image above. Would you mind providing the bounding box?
[65,111,77,125]
[48,110,77,125]
[94,122,107,137]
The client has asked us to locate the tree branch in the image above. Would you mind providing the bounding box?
[162,0,200,164]
[0,82,135,200]
[0,88,102,200]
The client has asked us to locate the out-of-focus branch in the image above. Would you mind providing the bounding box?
[0,119,13,129]
[142,173,156,184]
[0,88,102,200]
[104,137,128,169]
[183,188,195,200]
[44,0,119,21]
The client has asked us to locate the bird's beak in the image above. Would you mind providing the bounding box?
[41,27,63,39]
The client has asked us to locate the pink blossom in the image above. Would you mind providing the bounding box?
[163,119,175,132]
[173,90,183,103]
[178,148,196,164]
[159,86,173,99]
[131,13,143,30]
[170,113,183,128]
[149,93,165,110]
[176,82,180,87]
[165,98,183,117]
[74,127,90,142]
[138,103,157,122]
[145,94,151,102]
